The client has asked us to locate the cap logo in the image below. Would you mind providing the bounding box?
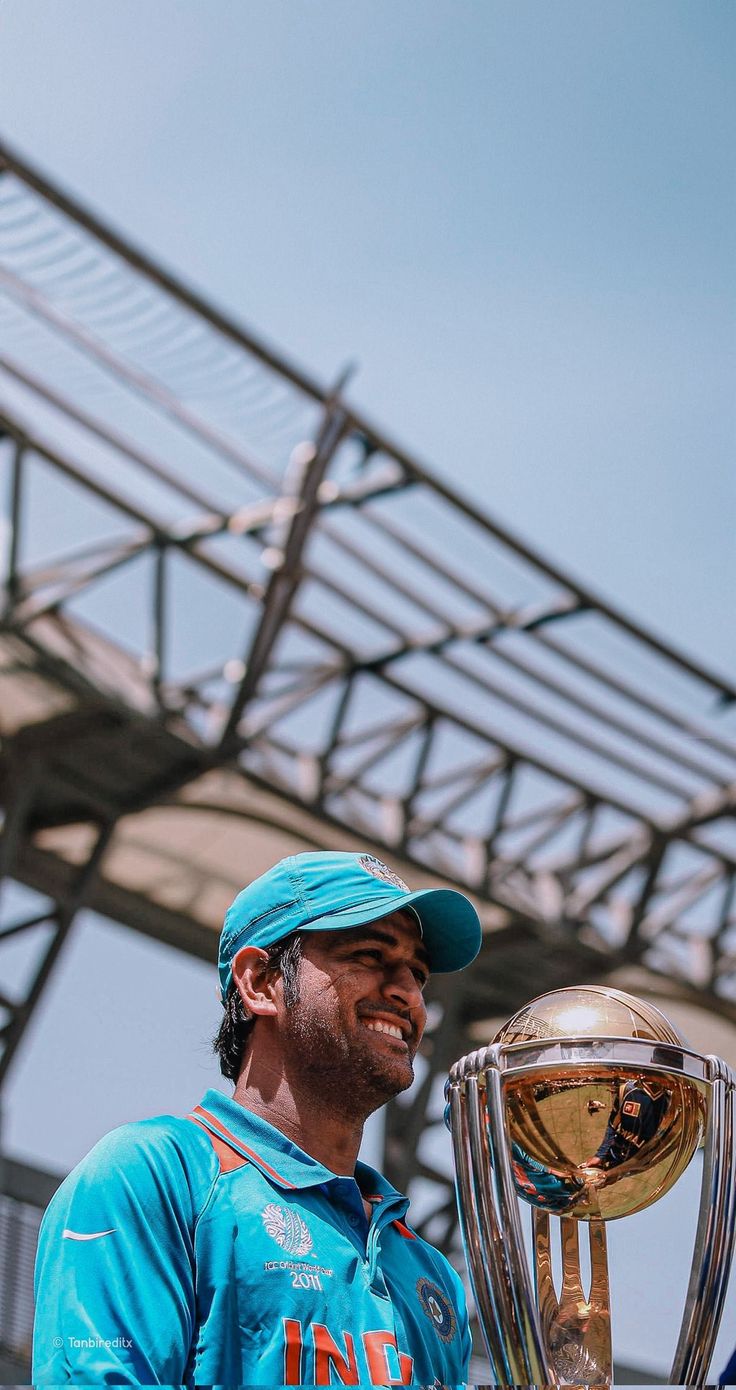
[262,1202,313,1257]
[357,854,409,891]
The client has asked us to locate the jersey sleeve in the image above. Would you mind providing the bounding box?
[448,1259,473,1381]
[422,1242,473,1383]
[32,1117,215,1385]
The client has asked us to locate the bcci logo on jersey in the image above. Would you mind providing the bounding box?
[416,1277,457,1344]
[262,1203,313,1257]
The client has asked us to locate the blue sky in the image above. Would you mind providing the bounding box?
[0,1,734,1374]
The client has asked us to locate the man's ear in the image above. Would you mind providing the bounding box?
[231,946,279,1017]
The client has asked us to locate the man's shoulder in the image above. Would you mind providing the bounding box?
[83,1110,211,1162]
[49,1110,220,1216]
[392,1214,467,1298]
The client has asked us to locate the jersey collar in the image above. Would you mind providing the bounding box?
[194,1088,407,1209]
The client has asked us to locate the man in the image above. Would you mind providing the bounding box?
[585,1075,669,1173]
[33,850,482,1384]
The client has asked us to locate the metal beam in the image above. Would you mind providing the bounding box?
[220,378,352,746]
[0,817,115,1087]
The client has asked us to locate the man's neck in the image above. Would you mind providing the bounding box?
[232,1057,368,1177]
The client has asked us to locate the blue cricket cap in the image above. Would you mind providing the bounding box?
[218,850,482,1001]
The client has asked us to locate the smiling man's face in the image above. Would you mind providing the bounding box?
[276,910,429,1115]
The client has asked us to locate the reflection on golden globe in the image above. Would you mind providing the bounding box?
[492,985,707,1221]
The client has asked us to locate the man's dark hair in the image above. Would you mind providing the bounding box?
[212,931,304,1082]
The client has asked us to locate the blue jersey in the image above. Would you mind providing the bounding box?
[723,1346,736,1384]
[33,1088,471,1384]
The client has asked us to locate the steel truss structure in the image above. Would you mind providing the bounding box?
[1,139,735,1251]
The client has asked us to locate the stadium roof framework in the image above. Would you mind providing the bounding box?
[1,139,735,1245]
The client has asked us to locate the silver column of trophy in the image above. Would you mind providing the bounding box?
[446,985,736,1386]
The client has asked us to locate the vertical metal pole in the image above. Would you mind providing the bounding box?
[0,759,39,919]
[152,540,167,703]
[4,437,23,611]
[0,820,116,1090]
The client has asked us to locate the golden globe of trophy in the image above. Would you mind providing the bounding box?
[445,985,736,1386]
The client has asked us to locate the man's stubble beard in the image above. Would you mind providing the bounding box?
[281,999,416,1120]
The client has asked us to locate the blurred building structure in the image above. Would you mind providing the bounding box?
[0,1153,59,1379]
[1,140,735,1379]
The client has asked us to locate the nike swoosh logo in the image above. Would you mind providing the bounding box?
[62,1228,116,1241]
